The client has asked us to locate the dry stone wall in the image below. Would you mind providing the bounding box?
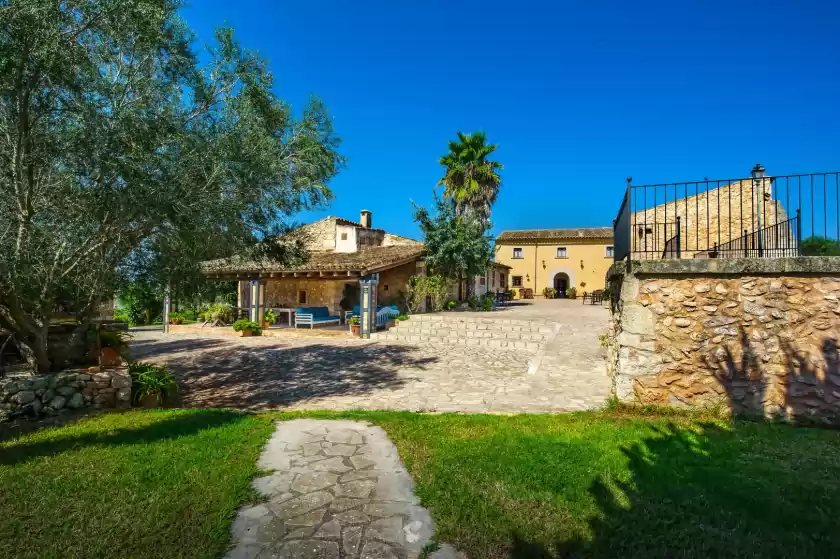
[607,258,840,423]
[0,368,131,420]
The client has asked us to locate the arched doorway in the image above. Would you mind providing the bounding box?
[553,273,570,297]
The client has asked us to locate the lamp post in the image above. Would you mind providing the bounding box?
[751,163,766,257]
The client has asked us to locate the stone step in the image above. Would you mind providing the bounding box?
[394,320,556,335]
[407,314,555,328]
[387,327,549,343]
[370,332,542,353]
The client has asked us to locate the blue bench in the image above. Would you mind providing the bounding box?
[344,305,400,328]
[295,307,340,328]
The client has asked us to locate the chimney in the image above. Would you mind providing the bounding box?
[360,209,372,228]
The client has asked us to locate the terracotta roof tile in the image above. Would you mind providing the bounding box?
[496,227,613,242]
[204,245,424,275]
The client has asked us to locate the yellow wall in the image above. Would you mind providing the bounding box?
[495,239,614,297]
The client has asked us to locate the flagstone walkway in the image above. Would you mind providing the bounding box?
[226,419,461,559]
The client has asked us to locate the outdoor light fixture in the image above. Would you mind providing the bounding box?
[542,260,546,269]
[525,273,530,282]
[580,260,584,269]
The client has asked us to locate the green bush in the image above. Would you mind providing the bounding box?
[348,316,361,325]
[264,309,277,324]
[446,300,457,310]
[467,295,480,309]
[168,311,185,324]
[127,361,178,405]
[801,236,840,256]
[566,286,577,299]
[543,287,557,299]
[407,275,451,313]
[481,296,494,311]
[231,319,261,333]
[114,308,132,325]
[94,329,132,355]
[509,288,517,298]
[205,303,233,323]
[396,314,409,321]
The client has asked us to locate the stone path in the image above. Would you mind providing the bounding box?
[130,301,611,413]
[227,419,460,559]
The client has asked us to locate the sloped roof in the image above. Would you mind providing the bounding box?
[496,227,613,242]
[204,245,424,277]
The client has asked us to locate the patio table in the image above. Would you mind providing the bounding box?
[271,307,296,326]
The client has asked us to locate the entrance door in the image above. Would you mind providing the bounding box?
[554,274,569,297]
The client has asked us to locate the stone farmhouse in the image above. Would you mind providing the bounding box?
[204,210,510,319]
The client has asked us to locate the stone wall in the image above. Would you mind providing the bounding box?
[607,257,840,423]
[0,367,131,420]
[378,261,418,304]
[264,279,348,314]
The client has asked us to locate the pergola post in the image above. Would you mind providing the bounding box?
[359,273,380,339]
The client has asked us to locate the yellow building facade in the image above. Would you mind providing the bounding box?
[495,227,614,297]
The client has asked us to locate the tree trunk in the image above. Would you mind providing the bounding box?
[14,329,52,374]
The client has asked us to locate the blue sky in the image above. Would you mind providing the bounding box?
[182,0,840,240]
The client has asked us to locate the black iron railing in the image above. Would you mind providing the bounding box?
[613,167,839,261]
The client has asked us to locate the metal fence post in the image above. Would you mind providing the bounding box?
[675,216,681,258]
[796,208,802,255]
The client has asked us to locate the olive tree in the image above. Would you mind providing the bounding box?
[0,1,343,372]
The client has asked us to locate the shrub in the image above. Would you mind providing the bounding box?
[407,275,451,313]
[446,300,457,310]
[396,314,409,321]
[114,308,132,325]
[566,286,577,299]
[232,319,261,333]
[264,309,277,324]
[205,303,233,323]
[467,295,480,309]
[509,288,517,298]
[543,287,557,299]
[348,316,361,325]
[480,295,494,311]
[127,361,178,405]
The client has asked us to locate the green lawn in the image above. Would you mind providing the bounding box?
[1,409,840,558]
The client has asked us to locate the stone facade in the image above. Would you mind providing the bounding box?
[630,177,793,258]
[0,367,131,420]
[264,279,348,314]
[377,261,418,304]
[607,258,840,423]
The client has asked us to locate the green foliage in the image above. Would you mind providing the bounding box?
[407,275,451,313]
[168,311,185,325]
[598,333,609,348]
[543,287,557,299]
[113,308,131,324]
[0,1,343,373]
[348,316,361,326]
[413,197,493,290]
[438,131,503,223]
[396,314,409,321]
[480,293,494,311]
[204,303,233,324]
[98,330,132,353]
[509,288,517,298]
[263,310,277,324]
[801,236,840,256]
[446,300,457,310]
[127,361,178,405]
[116,281,162,326]
[231,319,261,333]
[566,286,578,299]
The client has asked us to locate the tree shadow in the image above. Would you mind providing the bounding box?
[133,338,437,409]
[506,329,840,557]
[0,409,249,467]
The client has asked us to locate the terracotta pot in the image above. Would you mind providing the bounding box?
[351,325,361,336]
[99,347,121,367]
[263,321,271,329]
[238,329,254,337]
[140,393,159,408]
[171,318,183,325]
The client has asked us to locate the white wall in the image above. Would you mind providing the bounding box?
[335,224,357,253]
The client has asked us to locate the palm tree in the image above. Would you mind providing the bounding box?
[438,131,503,223]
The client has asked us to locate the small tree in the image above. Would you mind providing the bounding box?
[413,197,494,299]
[801,236,840,256]
[0,1,343,372]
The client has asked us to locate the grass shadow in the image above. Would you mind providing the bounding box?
[0,409,249,467]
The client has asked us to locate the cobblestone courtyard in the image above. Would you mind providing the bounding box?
[130,300,611,413]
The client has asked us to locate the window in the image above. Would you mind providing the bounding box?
[556,247,567,258]
[512,276,523,287]
[513,247,523,259]
[383,284,389,292]
[298,290,307,304]
[340,232,348,240]
[479,277,486,286]
[605,245,614,258]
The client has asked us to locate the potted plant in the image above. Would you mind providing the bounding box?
[543,287,557,299]
[232,318,262,337]
[566,286,578,299]
[445,300,457,311]
[263,309,277,329]
[169,311,184,325]
[90,329,132,367]
[128,361,178,408]
[348,316,361,336]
